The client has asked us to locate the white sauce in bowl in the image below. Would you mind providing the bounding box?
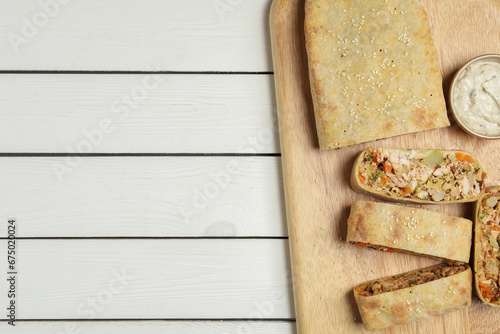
[453,61,500,136]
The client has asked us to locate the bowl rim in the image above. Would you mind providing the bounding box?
[449,53,500,140]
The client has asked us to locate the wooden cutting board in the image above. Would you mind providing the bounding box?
[269,0,500,333]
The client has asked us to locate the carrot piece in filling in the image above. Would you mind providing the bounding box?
[358,173,365,183]
[455,152,474,163]
[401,186,413,196]
[479,283,497,299]
[383,162,393,174]
[380,177,389,184]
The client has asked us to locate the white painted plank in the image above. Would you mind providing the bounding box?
[0,74,278,153]
[2,321,296,334]
[0,239,294,319]
[0,157,285,237]
[0,0,272,72]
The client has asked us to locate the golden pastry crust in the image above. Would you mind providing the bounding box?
[304,0,449,150]
[354,264,472,330]
[347,200,472,262]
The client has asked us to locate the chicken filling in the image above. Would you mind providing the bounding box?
[359,264,468,296]
[477,192,500,303]
[357,148,485,201]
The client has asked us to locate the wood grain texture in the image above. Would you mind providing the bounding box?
[0,239,293,319]
[270,0,500,333]
[0,74,278,153]
[0,0,272,71]
[1,321,296,334]
[0,157,285,237]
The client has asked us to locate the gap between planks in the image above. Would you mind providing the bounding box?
[0,320,296,334]
[0,71,274,75]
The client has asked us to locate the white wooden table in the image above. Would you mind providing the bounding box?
[0,0,296,332]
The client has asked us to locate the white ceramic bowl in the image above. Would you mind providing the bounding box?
[449,54,500,139]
